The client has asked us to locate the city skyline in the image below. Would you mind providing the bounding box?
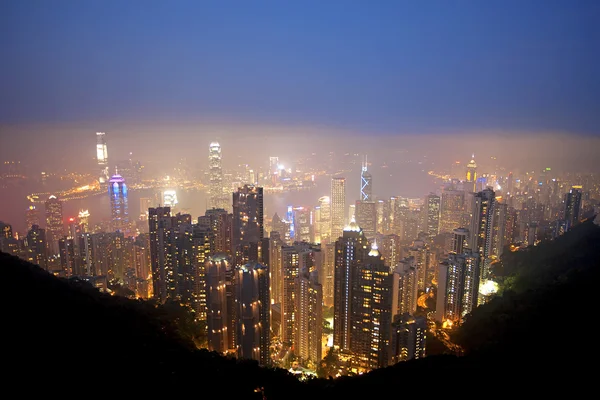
[1,0,600,384]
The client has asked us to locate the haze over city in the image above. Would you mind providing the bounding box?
[1,0,599,392]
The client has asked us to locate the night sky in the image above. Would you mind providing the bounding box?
[1,0,599,135]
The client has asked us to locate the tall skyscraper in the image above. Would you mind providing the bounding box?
[295,267,323,365]
[466,155,477,193]
[148,207,173,303]
[25,205,40,231]
[391,258,419,317]
[452,228,469,254]
[360,156,372,201]
[436,251,479,323]
[268,231,284,307]
[281,243,320,347]
[423,193,441,238]
[96,132,109,184]
[235,262,270,366]
[205,255,232,354]
[355,200,377,239]
[331,177,346,240]
[469,188,496,282]
[564,186,582,231]
[25,224,47,270]
[440,189,465,233]
[390,313,427,363]
[351,242,392,370]
[232,185,264,267]
[209,142,229,210]
[108,174,129,233]
[77,210,90,233]
[333,217,369,351]
[44,195,63,256]
[317,196,331,243]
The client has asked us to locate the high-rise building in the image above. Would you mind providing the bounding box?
[451,228,469,254]
[58,237,76,277]
[322,242,336,307]
[204,208,233,256]
[564,187,582,231]
[466,156,477,193]
[148,207,173,302]
[77,210,90,233]
[317,196,331,243]
[96,132,109,184]
[391,257,418,316]
[268,231,284,308]
[436,251,479,323]
[281,243,320,347]
[235,262,270,366]
[295,267,323,365]
[351,242,392,370]
[25,205,40,231]
[331,177,346,240]
[390,313,427,363]
[380,234,401,269]
[108,174,129,233]
[209,142,229,210]
[25,224,47,270]
[292,207,313,243]
[44,195,63,256]
[423,193,441,238]
[469,188,495,281]
[232,185,264,267]
[355,200,377,239]
[0,221,12,239]
[360,156,372,201]
[206,255,232,354]
[440,189,465,233]
[333,217,369,351]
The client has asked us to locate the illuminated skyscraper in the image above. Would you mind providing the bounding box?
[281,243,320,347]
[44,195,63,256]
[351,242,392,370]
[333,217,369,351]
[269,232,284,307]
[466,155,477,193]
[295,267,323,365]
[423,193,441,238]
[25,205,40,231]
[360,156,372,201]
[331,177,346,240]
[96,132,109,184]
[436,251,479,323]
[391,257,418,316]
[355,200,377,239]
[78,210,90,233]
[235,262,270,366]
[564,186,582,231]
[452,228,469,254]
[470,188,496,282]
[440,189,465,234]
[25,224,47,270]
[390,313,427,363]
[108,174,129,233]
[206,254,231,353]
[209,142,229,210]
[317,196,331,243]
[292,207,313,243]
[232,185,264,267]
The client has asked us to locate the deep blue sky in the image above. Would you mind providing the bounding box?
[1,0,599,134]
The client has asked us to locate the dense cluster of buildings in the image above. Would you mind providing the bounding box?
[2,135,599,375]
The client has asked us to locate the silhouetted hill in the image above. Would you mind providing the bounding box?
[3,219,599,396]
